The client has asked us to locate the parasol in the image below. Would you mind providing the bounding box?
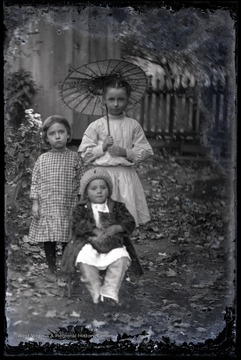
[59,59,148,134]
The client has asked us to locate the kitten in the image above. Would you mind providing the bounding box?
[89,212,123,253]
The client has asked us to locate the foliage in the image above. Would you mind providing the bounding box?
[5,109,43,202]
[118,8,234,168]
[118,8,235,81]
[5,69,39,128]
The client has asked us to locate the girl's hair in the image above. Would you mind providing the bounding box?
[103,77,132,98]
[42,115,72,145]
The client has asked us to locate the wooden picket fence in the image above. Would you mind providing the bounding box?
[136,74,229,141]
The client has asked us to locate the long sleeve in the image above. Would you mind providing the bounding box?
[77,153,86,180]
[125,122,154,163]
[30,157,40,200]
[114,201,136,235]
[71,202,95,240]
[79,124,105,164]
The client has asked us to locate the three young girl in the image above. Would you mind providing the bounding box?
[78,78,154,227]
[28,115,84,281]
[29,75,153,303]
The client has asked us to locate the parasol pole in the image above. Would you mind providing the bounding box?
[105,104,110,135]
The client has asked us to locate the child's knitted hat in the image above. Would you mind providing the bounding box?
[80,167,113,199]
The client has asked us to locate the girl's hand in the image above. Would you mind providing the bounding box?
[102,136,114,152]
[88,235,99,243]
[32,200,40,219]
[108,146,127,157]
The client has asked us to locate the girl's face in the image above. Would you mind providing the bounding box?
[46,123,69,150]
[104,87,128,115]
[86,179,109,203]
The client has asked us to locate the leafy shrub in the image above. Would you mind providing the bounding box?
[5,109,43,202]
[5,69,38,128]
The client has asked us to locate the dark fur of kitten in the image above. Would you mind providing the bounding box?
[89,211,123,253]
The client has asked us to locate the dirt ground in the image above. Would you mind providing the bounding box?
[4,146,236,355]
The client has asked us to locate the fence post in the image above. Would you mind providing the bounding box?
[155,78,160,132]
[146,75,153,133]
[169,77,175,137]
[215,79,222,132]
[192,80,199,134]
[139,97,145,128]
[222,75,228,132]
[162,75,168,133]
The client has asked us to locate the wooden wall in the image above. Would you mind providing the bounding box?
[6,7,121,140]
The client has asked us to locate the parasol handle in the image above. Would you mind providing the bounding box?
[105,104,110,135]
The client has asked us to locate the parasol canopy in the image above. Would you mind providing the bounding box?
[60,59,148,116]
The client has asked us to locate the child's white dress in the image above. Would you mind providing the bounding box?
[78,113,154,226]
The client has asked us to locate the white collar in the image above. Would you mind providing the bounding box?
[91,201,109,212]
[91,201,109,228]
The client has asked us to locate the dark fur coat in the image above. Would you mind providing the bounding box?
[60,198,143,276]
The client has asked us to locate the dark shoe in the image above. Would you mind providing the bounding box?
[45,268,57,282]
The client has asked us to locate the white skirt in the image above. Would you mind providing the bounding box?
[99,166,150,227]
[75,244,131,270]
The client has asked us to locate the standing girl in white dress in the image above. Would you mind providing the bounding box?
[29,115,84,281]
[78,78,154,227]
